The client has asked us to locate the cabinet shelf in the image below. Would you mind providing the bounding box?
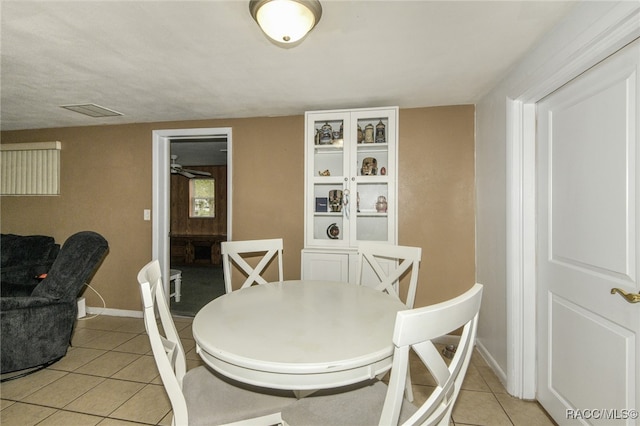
[312,176,389,183]
[355,176,389,183]
[357,211,388,217]
[357,143,389,153]
[314,144,344,153]
[312,176,344,184]
[312,211,388,217]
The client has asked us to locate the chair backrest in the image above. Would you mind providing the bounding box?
[221,238,284,293]
[380,283,483,426]
[137,260,189,425]
[32,231,108,301]
[356,242,422,308]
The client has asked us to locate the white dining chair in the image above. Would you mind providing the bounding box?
[356,242,422,309]
[281,283,483,426]
[137,260,294,426]
[221,238,284,294]
[357,242,423,402]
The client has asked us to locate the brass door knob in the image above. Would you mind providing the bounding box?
[611,288,640,303]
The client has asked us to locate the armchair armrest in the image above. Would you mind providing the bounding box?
[1,296,78,373]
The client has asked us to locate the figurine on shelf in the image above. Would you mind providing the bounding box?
[375,120,386,143]
[326,223,340,239]
[357,125,364,143]
[380,166,386,176]
[329,189,343,212]
[361,157,378,176]
[319,169,331,176]
[376,196,388,213]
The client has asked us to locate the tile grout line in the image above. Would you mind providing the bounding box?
[50,327,160,424]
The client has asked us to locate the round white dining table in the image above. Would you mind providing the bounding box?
[192,280,406,394]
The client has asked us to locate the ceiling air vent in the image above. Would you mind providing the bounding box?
[60,103,123,118]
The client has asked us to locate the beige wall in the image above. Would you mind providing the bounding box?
[0,106,474,312]
[399,106,475,306]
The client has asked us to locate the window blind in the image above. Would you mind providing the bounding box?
[0,142,61,195]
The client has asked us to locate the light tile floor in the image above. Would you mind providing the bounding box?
[0,315,556,425]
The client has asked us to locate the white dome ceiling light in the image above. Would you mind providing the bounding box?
[249,0,322,46]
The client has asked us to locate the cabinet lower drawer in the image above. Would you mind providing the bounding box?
[301,249,396,288]
[301,250,352,283]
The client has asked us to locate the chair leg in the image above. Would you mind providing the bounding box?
[169,270,182,303]
[175,273,182,303]
[405,365,414,402]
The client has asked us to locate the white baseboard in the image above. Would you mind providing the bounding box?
[85,306,143,318]
[76,297,86,319]
[475,339,508,389]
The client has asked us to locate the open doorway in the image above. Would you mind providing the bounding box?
[152,128,232,316]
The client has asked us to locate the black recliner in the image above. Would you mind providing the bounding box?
[0,231,109,375]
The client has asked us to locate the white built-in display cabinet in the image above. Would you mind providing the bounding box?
[302,106,398,282]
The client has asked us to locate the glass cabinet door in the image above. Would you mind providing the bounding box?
[306,112,351,247]
[350,109,396,246]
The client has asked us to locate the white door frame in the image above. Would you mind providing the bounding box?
[505,4,640,399]
[152,127,233,300]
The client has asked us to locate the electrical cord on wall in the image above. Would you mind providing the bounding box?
[77,283,106,321]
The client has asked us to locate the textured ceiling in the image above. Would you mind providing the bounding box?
[1,0,577,136]
[3,1,577,166]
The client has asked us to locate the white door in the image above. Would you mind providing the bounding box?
[537,39,640,425]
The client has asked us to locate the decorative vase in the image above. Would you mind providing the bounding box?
[364,123,374,143]
[320,122,333,144]
[375,196,388,213]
